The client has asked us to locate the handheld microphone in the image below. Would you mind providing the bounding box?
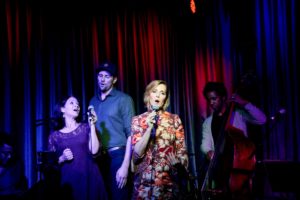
[87,105,94,118]
[151,105,160,111]
[270,108,286,121]
[150,105,160,140]
[151,105,160,125]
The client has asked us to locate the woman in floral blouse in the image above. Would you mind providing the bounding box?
[131,80,189,199]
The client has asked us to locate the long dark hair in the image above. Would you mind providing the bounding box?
[50,95,82,131]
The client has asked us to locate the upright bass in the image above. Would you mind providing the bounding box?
[201,79,258,200]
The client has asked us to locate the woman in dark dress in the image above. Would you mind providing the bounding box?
[48,96,107,200]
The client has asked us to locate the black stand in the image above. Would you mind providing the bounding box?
[22,151,60,200]
[254,160,300,199]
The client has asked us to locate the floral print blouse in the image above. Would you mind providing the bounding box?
[131,111,189,199]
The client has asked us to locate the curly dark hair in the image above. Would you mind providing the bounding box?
[203,82,228,100]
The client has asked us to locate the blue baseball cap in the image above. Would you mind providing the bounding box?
[96,61,117,77]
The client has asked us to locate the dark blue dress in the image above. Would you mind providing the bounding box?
[48,123,107,200]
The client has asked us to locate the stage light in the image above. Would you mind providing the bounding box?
[190,0,196,14]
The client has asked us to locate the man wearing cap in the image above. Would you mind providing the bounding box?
[89,61,135,200]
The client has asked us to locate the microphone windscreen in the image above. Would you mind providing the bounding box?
[151,105,160,111]
[88,105,94,111]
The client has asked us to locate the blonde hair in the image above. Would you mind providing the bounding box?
[143,80,170,111]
